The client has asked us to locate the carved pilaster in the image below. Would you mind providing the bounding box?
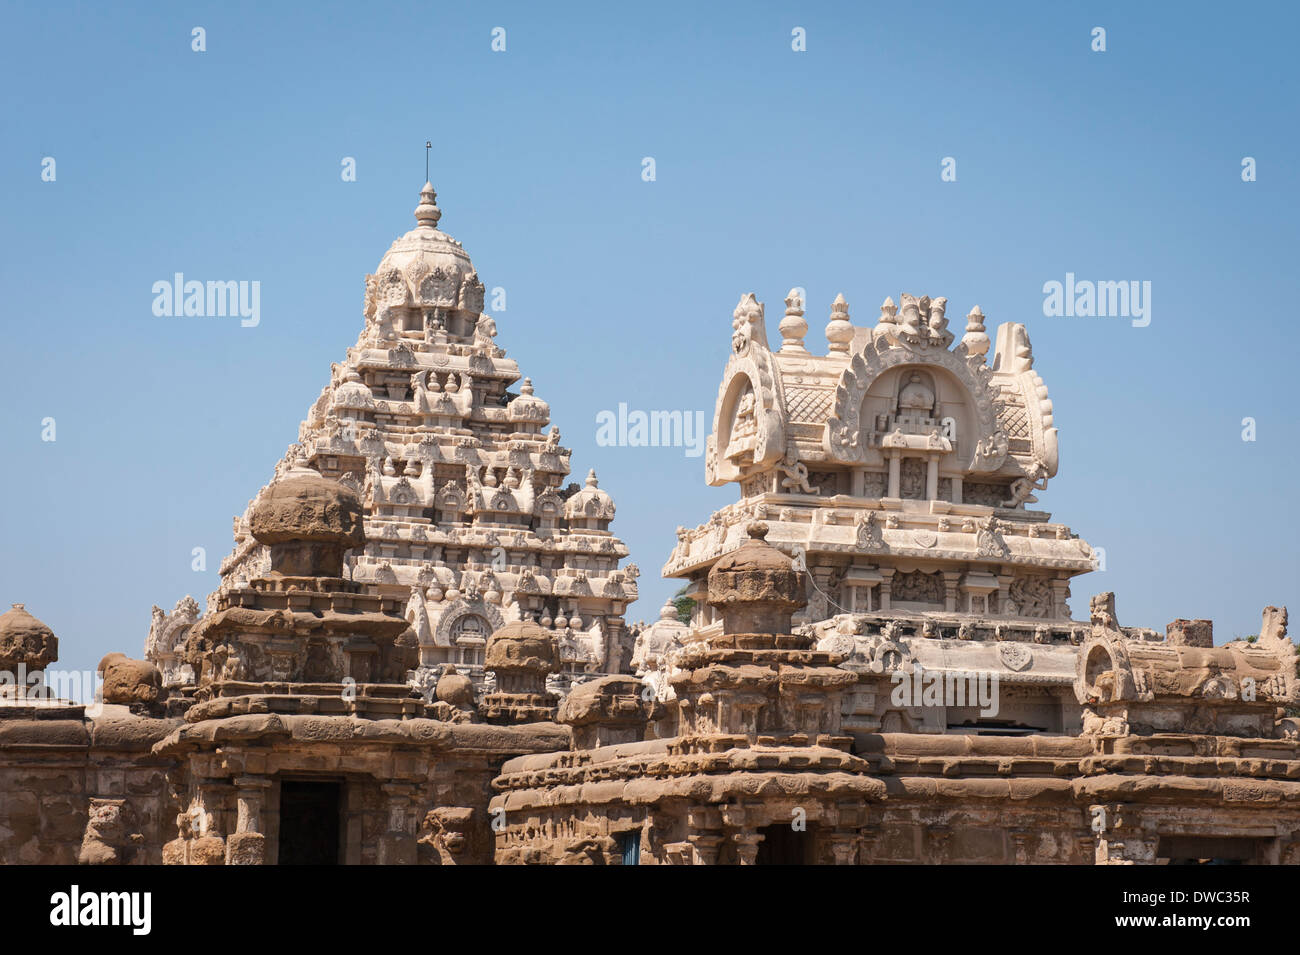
[227,776,271,865]
[878,568,896,612]
[732,830,763,866]
[688,833,724,866]
[378,782,420,865]
[829,832,860,865]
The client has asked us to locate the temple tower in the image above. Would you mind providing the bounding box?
[201,184,638,696]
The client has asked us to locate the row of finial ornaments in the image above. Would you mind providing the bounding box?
[774,290,990,357]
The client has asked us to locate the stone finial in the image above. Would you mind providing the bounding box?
[250,465,365,578]
[877,296,899,331]
[97,653,167,711]
[962,305,990,357]
[481,620,561,724]
[779,288,808,353]
[707,521,807,637]
[414,181,442,229]
[435,664,476,710]
[825,293,854,354]
[0,603,58,673]
[1167,619,1213,648]
[556,674,660,748]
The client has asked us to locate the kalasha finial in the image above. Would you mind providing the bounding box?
[585,469,599,488]
[746,520,769,541]
[415,181,441,229]
[825,293,854,354]
[779,287,808,353]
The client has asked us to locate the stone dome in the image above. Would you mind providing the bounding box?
[707,522,808,636]
[711,521,799,577]
[372,182,484,312]
[333,368,374,409]
[250,465,365,547]
[506,378,550,425]
[563,470,615,521]
[435,665,476,709]
[484,620,560,674]
[0,603,58,671]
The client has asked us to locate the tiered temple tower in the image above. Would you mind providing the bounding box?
[197,183,638,695]
[659,289,1107,736]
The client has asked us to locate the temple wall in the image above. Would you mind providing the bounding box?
[0,711,178,865]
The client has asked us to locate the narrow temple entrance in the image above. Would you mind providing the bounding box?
[756,823,814,865]
[278,780,342,865]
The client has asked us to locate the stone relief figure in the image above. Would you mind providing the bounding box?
[79,798,141,865]
[892,570,945,604]
[899,459,926,499]
[972,431,1009,471]
[1090,592,1119,632]
[730,292,764,355]
[898,293,924,338]
[776,451,816,494]
[724,388,759,463]
[1008,576,1052,618]
[473,314,500,356]
[1261,605,1289,644]
[1002,464,1048,509]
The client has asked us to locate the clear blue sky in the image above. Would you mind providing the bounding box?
[2,0,1297,683]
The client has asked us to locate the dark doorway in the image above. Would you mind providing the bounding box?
[1158,835,1260,865]
[278,780,342,865]
[756,823,813,865]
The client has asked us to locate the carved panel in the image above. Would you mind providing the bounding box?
[900,459,926,500]
[892,570,944,604]
[1008,576,1053,618]
[861,471,887,498]
[963,482,1008,507]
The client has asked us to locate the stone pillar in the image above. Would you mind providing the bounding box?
[1009,828,1031,865]
[858,825,883,864]
[1095,830,1158,865]
[227,776,271,865]
[187,780,231,866]
[686,806,723,865]
[1051,579,1070,620]
[829,833,860,865]
[950,475,963,505]
[1090,805,1156,865]
[942,571,962,613]
[378,783,419,865]
[995,573,1015,617]
[688,833,724,865]
[926,457,939,501]
[887,453,901,499]
[878,568,896,612]
[733,830,764,866]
